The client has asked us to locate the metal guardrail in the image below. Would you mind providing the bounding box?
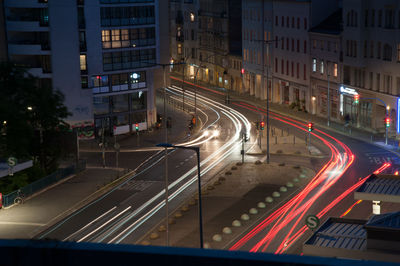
[2,160,86,207]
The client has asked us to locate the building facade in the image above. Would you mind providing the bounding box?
[342,0,400,134]
[242,0,340,113]
[309,10,343,122]
[169,0,241,92]
[2,0,168,135]
[169,0,199,76]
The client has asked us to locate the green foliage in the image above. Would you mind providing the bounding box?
[0,164,46,195]
[0,62,71,172]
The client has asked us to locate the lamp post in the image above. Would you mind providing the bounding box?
[153,61,186,246]
[156,143,203,249]
[327,62,330,127]
[254,38,282,164]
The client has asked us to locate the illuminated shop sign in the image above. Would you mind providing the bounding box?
[340,86,359,96]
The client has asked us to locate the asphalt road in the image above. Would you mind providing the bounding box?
[37,87,252,244]
[37,79,400,254]
[174,79,400,254]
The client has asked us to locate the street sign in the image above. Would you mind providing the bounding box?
[305,215,320,230]
[7,157,17,167]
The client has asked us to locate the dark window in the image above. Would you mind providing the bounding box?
[297,17,300,29]
[304,18,307,30]
[81,76,88,88]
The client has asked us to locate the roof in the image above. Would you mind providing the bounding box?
[310,9,342,35]
[355,174,400,203]
[305,218,367,251]
[366,211,400,230]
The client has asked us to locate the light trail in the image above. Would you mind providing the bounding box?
[340,200,362,218]
[229,101,354,254]
[64,84,250,244]
[276,163,391,254]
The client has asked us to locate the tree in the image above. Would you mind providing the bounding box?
[0,62,71,172]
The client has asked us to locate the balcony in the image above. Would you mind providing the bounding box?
[5,0,47,8]
[27,67,52,78]
[8,43,50,55]
[6,20,48,31]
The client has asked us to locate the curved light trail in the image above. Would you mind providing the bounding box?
[57,84,251,244]
[228,101,356,254]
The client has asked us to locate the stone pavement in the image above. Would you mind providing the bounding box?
[137,159,316,249]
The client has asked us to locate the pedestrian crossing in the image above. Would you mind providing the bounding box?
[117,180,155,192]
[365,152,400,165]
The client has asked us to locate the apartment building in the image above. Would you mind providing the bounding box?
[2,0,168,135]
[309,10,343,121]
[169,0,199,76]
[242,0,340,112]
[342,0,400,133]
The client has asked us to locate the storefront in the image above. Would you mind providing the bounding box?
[340,86,372,129]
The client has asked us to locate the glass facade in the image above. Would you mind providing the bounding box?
[100,6,155,26]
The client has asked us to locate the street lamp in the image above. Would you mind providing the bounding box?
[254,38,283,164]
[156,143,204,249]
[152,61,185,246]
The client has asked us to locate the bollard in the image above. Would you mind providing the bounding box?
[305,135,307,145]
[275,136,278,144]
[293,135,296,144]
[287,128,290,136]
[281,129,283,137]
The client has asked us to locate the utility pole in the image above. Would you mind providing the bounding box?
[327,63,330,127]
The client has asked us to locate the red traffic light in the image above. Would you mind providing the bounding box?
[354,94,359,104]
[241,68,245,75]
[135,123,139,131]
[308,123,313,132]
[385,117,390,127]
[260,121,265,130]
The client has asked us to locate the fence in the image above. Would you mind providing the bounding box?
[2,160,86,207]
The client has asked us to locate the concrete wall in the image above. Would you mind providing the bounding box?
[49,0,92,124]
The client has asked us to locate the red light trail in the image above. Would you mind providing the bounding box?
[169,77,390,254]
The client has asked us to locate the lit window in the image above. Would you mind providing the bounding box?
[190,12,195,22]
[320,60,324,74]
[312,58,317,72]
[177,43,182,55]
[80,54,87,71]
[333,63,338,77]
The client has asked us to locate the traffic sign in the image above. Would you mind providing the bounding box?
[305,215,320,230]
[7,157,17,167]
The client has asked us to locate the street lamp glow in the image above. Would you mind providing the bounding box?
[203,130,209,137]
[312,96,316,101]
[3,121,6,125]
[27,106,33,111]
[387,105,390,111]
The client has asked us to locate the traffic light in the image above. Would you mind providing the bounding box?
[241,68,245,75]
[354,94,359,104]
[135,123,139,132]
[385,117,390,128]
[192,117,196,125]
[260,121,265,130]
[308,123,314,132]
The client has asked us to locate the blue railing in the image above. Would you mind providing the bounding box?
[2,161,86,207]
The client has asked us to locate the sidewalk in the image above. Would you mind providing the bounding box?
[0,95,193,239]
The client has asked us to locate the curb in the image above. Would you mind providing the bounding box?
[34,169,135,238]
